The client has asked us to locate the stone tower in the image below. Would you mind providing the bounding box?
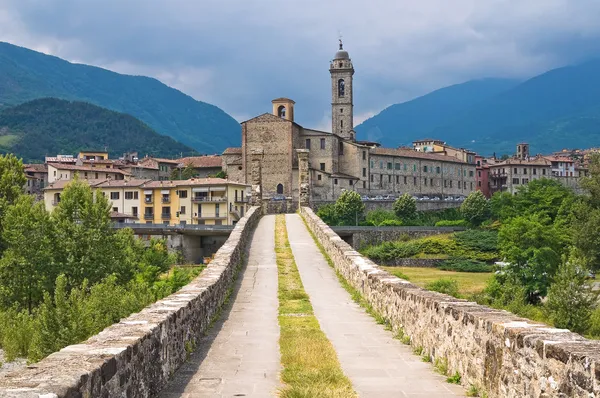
[330,40,355,141]
[517,143,530,160]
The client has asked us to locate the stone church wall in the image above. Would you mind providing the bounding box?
[0,207,262,398]
[300,206,600,398]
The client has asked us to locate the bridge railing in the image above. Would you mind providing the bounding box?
[111,223,234,232]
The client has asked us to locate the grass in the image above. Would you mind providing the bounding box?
[275,215,357,398]
[383,266,492,297]
[0,134,19,148]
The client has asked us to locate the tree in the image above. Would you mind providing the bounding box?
[366,209,397,226]
[334,190,365,226]
[547,254,597,334]
[580,152,600,208]
[393,194,417,221]
[498,213,566,303]
[171,163,198,180]
[460,191,490,225]
[316,203,338,225]
[0,195,56,312]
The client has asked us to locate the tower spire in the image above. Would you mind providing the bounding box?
[338,31,343,50]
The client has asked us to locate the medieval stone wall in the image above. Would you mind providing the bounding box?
[300,206,600,398]
[0,207,262,398]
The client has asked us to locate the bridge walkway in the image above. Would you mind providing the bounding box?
[285,214,465,397]
[159,215,281,397]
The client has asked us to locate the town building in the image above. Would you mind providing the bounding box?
[222,41,477,204]
[175,155,223,178]
[413,139,476,164]
[47,163,129,184]
[24,164,47,197]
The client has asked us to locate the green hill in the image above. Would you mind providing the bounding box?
[0,98,197,162]
[0,42,240,153]
[357,59,600,155]
[355,78,521,148]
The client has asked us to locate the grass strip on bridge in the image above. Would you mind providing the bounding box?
[274,215,357,398]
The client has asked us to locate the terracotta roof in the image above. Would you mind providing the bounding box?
[177,155,222,168]
[110,212,138,219]
[94,179,151,188]
[24,164,47,173]
[223,147,242,155]
[272,97,295,103]
[47,163,131,175]
[543,156,575,163]
[141,178,249,189]
[151,158,181,165]
[44,179,107,190]
[489,157,551,167]
[370,147,469,164]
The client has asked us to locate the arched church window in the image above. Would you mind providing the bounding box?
[341,120,343,128]
[278,105,286,118]
[338,79,345,97]
[276,184,284,194]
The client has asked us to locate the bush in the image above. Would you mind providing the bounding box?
[334,190,365,226]
[454,230,498,252]
[366,209,396,226]
[425,278,460,297]
[393,194,417,221]
[435,220,469,227]
[438,259,493,273]
[460,191,491,225]
[379,219,403,226]
[316,203,338,226]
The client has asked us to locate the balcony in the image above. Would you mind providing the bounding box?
[234,197,249,203]
[192,196,228,203]
[144,198,153,205]
[161,197,171,204]
[193,213,226,220]
[144,214,154,220]
[161,212,171,220]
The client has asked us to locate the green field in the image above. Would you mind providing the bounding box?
[382,266,492,296]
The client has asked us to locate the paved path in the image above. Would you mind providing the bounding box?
[285,214,465,397]
[160,215,280,397]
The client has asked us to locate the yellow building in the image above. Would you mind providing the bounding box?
[140,178,250,226]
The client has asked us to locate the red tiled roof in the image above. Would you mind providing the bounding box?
[177,155,222,168]
[370,147,468,164]
[24,164,47,173]
[94,179,151,188]
[47,163,131,175]
[223,147,242,155]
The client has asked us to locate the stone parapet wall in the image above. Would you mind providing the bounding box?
[300,206,600,397]
[0,206,262,398]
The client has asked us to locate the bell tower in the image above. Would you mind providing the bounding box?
[330,39,355,141]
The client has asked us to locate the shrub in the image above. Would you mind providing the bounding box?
[435,219,469,227]
[438,259,493,273]
[366,209,396,226]
[379,219,403,226]
[454,230,498,252]
[425,278,460,297]
[316,203,338,225]
[393,194,417,221]
[460,191,491,225]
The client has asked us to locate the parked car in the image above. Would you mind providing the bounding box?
[361,195,370,201]
[421,196,430,200]
[374,195,384,200]
[383,195,395,200]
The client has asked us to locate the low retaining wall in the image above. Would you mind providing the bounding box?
[300,206,600,397]
[0,207,261,398]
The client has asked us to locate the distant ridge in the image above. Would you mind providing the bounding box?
[0,98,197,162]
[0,41,240,153]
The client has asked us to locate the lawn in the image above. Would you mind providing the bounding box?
[382,266,492,296]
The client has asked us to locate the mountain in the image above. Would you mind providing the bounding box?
[0,98,197,162]
[357,59,600,155]
[0,42,240,153]
[429,59,600,155]
[355,78,521,148]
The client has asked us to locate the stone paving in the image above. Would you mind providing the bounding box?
[285,214,466,397]
[159,215,280,398]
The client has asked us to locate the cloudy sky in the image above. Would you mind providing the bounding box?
[2,0,600,130]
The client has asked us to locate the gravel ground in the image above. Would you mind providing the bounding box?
[0,349,27,377]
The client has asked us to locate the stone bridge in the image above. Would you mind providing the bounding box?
[1,207,599,397]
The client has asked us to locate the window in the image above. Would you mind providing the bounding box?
[478,171,481,178]
[370,160,374,168]
[110,192,119,200]
[380,174,383,185]
[522,178,529,184]
[84,172,88,178]
[370,174,374,182]
[178,190,187,198]
[180,206,186,215]
[450,180,453,188]
[339,142,344,155]
[278,105,286,118]
[470,182,473,190]
[305,139,311,150]
[162,206,170,215]
[215,220,223,226]
[404,176,407,184]
[320,163,325,171]
[362,151,366,160]
[363,181,366,189]
[132,207,138,217]
[320,138,325,149]
[340,120,343,129]
[396,175,399,183]
[469,170,474,177]
[387,162,392,170]
[340,108,344,113]
[362,168,366,177]
[463,181,467,189]
[388,175,392,183]
[95,173,98,179]
[424,178,427,186]
[430,178,434,186]
[523,168,527,175]
[53,170,56,177]
[395,163,400,170]
[380,161,383,169]
[413,177,417,185]
[215,203,220,217]
[444,180,447,188]
[334,179,338,185]
[533,169,537,175]
[436,167,441,174]
[125,191,134,200]
[514,168,518,174]
[277,184,284,194]
[404,164,407,171]
[113,207,118,212]
[423,165,428,172]
[513,178,520,184]
[478,181,481,187]
[338,79,345,96]
[413,165,417,172]
[318,174,322,181]
[349,180,353,186]
[543,169,547,175]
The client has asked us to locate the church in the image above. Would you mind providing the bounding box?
[222,42,477,206]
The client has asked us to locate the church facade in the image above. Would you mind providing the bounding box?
[222,42,477,204]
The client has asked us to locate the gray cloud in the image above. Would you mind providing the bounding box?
[2,0,600,131]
